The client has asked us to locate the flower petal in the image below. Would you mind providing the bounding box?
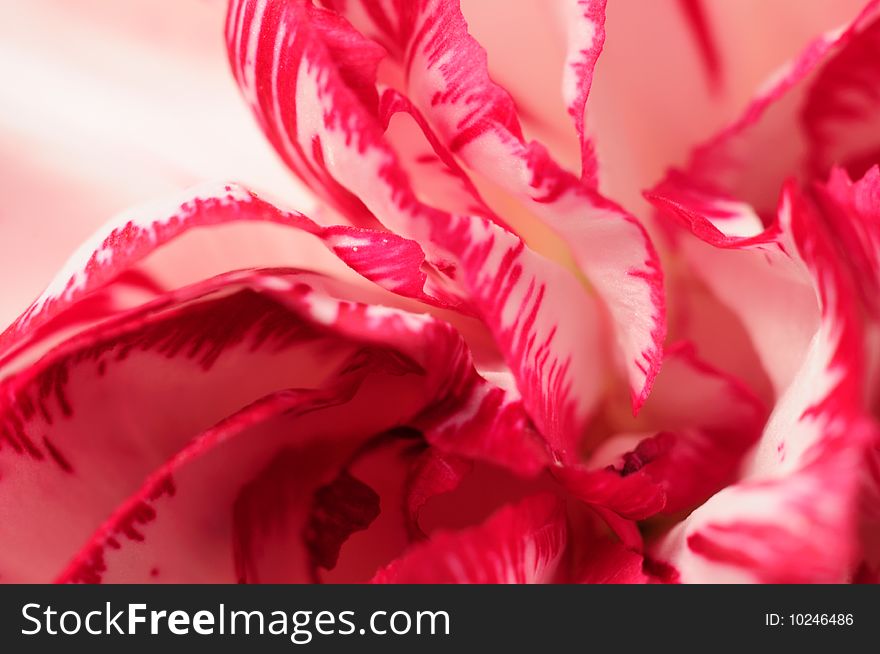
[389,0,666,409]
[574,538,651,584]
[587,0,867,208]
[803,17,880,179]
[238,429,421,585]
[319,433,423,583]
[378,88,501,224]
[44,259,541,584]
[226,0,606,455]
[569,511,666,584]
[304,468,381,573]
[58,357,427,583]
[16,246,562,584]
[657,0,880,219]
[371,493,567,583]
[451,0,861,201]
[814,166,880,314]
[0,183,462,372]
[403,449,472,538]
[416,369,551,476]
[2,272,360,581]
[650,184,873,583]
[561,0,606,185]
[814,166,880,577]
[555,464,665,521]
[594,343,766,515]
[647,177,820,395]
[7,255,522,583]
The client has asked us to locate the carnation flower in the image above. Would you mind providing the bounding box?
[0,0,877,583]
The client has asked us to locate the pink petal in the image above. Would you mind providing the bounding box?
[676,0,721,86]
[2,272,363,582]
[403,449,472,538]
[587,0,867,208]
[555,464,665,521]
[227,0,606,456]
[561,0,606,185]
[803,18,880,179]
[319,433,420,583]
[40,262,527,583]
[378,88,502,224]
[600,343,767,515]
[452,0,860,203]
[304,469,381,573]
[416,368,551,476]
[647,177,820,395]
[59,360,428,583]
[858,444,880,580]
[665,264,774,403]
[568,513,668,584]
[0,176,565,583]
[437,220,606,458]
[9,247,562,583]
[7,257,520,582]
[814,166,880,314]
[814,166,880,576]
[661,1,880,219]
[371,494,567,583]
[241,431,416,585]
[454,0,581,174]
[391,0,666,409]
[650,184,874,583]
[355,0,664,412]
[409,447,667,544]
[0,184,461,371]
[575,538,651,584]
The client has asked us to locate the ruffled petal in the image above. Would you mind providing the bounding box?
[452,0,863,203]
[58,359,427,583]
[403,449,472,538]
[574,537,651,584]
[648,176,820,395]
[555,464,664,521]
[391,0,666,409]
[647,15,880,576]
[34,262,547,583]
[814,166,880,314]
[371,494,567,583]
[814,166,880,577]
[568,511,670,584]
[592,343,766,515]
[238,429,421,585]
[416,369,550,476]
[226,0,607,455]
[0,183,461,372]
[8,249,541,582]
[587,0,867,208]
[803,18,880,179]
[2,271,362,581]
[320,433,422,583]
[381,0,664,411]
[377,88,501,223]
[561,0,605,185]
[656,0,880,219]
[304,468,381,573]
[650,184,874,583]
